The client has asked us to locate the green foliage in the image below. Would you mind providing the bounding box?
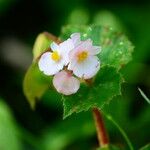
[24,24,134,118]
[61,25,134,70]
[0,100,21,150]
[23,32,54,108]
[85,26,133,70]
[1,1,149,150]
[1,1,150,149]
[23,62,51,109]
[97,144,121,150]
[63,66,123,118]
[33,32,52,61]
[61,25,133,118]
[61,24,89,40]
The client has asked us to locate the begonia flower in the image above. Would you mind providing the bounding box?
[38,39,74,75]
[68,36,101,79]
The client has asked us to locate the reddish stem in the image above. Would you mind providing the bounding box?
[43,32,61,44]
[92,108,109,147]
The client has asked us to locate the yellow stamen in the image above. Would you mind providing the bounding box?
[51,51,60,62]
[77,51,88,62]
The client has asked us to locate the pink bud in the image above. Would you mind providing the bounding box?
[53,70,80,95]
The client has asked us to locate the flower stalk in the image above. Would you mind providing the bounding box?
[92,108,109,147]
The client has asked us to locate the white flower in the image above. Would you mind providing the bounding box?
[53,70,80,95]
[68,36,101,79]
[38,39,74,75]
[38,32,101,96]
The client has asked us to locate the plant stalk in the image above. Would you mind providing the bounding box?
[104,114,134,150]
[92,108,109,147]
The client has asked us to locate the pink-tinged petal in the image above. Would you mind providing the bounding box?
[50,42,59,51]
[53,70,80,95]
[67,57,78,71]
[77,39,92,50]
[68,39,92,61]
[59,39,74,65]
[70,33,81,46]
[60,39,74,53]
[72,39,92,55]
[71,56,100,79]
[38,52,64,75]
[88,46,101,55]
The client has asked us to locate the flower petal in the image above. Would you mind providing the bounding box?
[53,70,80,95]
[70,33,81,46]
[67,57,77,70]
[60,39,74,53]
[76,39,92,51]
[68,40,90,61]
[69,56,100,79]
[38,52,64,75]
[88,46,101,55]
[50,42,59,51]
[59,39,74,65]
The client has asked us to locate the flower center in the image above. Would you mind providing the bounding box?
[51,51,60,62]
[77,51,88,62]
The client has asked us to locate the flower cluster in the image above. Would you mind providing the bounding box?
[38,33,101,95]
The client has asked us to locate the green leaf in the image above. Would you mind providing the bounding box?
[60,25,133,118]
[33,32,57,61]
[85,26,133,70]
[97,144,122,150]
[60,25,134,70]
[23,62,52,109]
[140,144,150,150]
[60,25,89,40]
[24,32,59,108]
[0,99,21,150]
[63,66,123,119]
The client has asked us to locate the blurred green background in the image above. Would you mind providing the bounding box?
[0,0,150,150]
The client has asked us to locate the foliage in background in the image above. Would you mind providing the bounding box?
[0,1,150,150]
[0,99,21,150]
